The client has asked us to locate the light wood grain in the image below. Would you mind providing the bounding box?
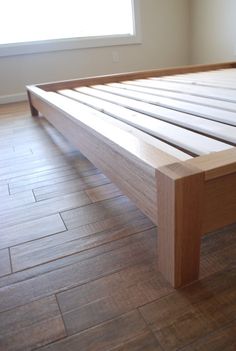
[35,61,236,91]
[27,62,236,288]
[92,84,236,127]
[59,89,232,155]
[156,163,204,287]
[128,78,236,103]
[110,82,236,112]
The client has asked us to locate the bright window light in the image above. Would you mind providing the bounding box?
[0,0,135,45]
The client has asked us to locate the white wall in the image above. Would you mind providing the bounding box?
[190,0,236,64]
[0,0,190,103]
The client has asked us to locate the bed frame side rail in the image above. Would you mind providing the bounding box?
[34,61,236,92]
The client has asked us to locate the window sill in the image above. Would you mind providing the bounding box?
[0,32,142,58]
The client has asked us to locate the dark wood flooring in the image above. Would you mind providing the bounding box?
[0,102,235,351]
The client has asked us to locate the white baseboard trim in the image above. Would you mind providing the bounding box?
[0,92,28,105]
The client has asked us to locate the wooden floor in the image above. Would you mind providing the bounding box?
[0,102,235,351]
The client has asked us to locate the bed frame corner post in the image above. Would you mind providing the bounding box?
[27,88,39,117]
[156,163,205,288]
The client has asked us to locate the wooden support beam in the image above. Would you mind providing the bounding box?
[27,90,39,117]
[156,163,204,288]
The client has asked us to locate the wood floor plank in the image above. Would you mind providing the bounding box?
[200,224,236,278]
[180,319,236,351]
[33,173,110,201]
[0,229,156,312]
[0,148,32,162]
[0,296,66,351]
[36,310,148,351]
[0,249,11,277]
[0,190,91,228]
[0,214,66,250]
[0,183,9,196]
[10,211,153,271]
[0,152,75,181]
[0,295,62,336]
[0,158,70,182]
[0,211,154,289]
[107,331,162,351]
[58,265,171,335]
[8,161,97,194]
[57,262,159,313]
[86,183,122,202]
[0,190,35,211]
[139,268,236,351]
[200,242,236,280]
[61,196,138,229]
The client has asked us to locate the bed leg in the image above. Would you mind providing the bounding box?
[156,164,204,288]
[27,90,39,117]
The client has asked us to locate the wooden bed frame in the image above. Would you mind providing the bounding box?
[27,62,236,288]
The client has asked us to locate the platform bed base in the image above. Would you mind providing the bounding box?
[27,62,236,288]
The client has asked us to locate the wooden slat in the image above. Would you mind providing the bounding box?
[49,92,191,161]
[30,86,182,169]
[160,72,236,89]
[92,84,236,127]
[76,86,236,144]
[126,78,236,103]
[163,76,236,89]
[110,82,236,112]
[90,112,191,160]
[59,89,232,155]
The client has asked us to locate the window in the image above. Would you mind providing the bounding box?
[0,0,141,57]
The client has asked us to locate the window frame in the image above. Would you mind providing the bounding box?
[0,0,141,57]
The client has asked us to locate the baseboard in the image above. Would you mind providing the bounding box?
[0,92,28,105]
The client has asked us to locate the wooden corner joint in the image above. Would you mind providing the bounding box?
[155,162,205,288]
